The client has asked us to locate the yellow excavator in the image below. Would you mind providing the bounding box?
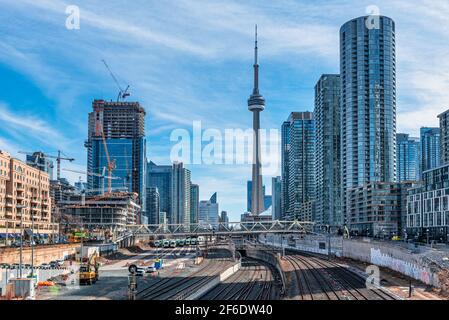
[79,252,99,285]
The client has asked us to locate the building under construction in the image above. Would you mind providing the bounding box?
[59,192,141,232]
[85,99,147,222]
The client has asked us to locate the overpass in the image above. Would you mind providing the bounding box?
[126,220,314,237]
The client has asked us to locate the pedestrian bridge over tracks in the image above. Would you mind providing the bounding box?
[126,220,314,238]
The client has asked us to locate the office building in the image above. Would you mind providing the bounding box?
[171,162,191,225]
[271,176,282,220]
[420,127,440,176]
[146,187,160,224]
[396,133,420,182]
[264,195,272,211]
[314,74,341,226]
[220,211,229,229]
[147,161,172,224]
[199,193,219,228]
[281,112,315,221]
[0,151,58,242]
[85,100,146,221]
[190,184,199,224]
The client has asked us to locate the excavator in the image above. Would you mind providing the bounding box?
[79,252,99,285]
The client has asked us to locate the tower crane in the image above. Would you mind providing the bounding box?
[101,59,130,102]
[100,128,116,194]
[62,168,122,195]
[18,150,74,180]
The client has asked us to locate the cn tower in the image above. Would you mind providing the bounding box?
[248,25,265,215]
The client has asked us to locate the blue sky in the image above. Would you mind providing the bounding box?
[1,0,449,221]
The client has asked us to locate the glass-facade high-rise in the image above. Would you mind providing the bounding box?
[147,161,172,224]
[171,162,191,225]
[340,16,397,226]
[199,193,219,228]
[271,176,282,220]
[420,127,440,175]
[281,112,315,221]
[396,133,420,182]
[86,100,146,222]
[146,187,160,224]
[314,74,341,226]
[190,184,199,224]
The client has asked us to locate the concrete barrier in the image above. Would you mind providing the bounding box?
[185,261,241,300]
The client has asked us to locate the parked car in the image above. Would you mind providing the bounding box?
[39,263,50,269]
[0,263,10,269]
[11,263,20,269]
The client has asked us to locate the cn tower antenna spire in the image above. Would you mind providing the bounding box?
[253,24,259,95]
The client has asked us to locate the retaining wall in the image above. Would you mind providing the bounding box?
[264,234,445,288]
[246,247,286,295]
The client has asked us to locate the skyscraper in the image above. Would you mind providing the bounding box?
[190,184,199,224]
[26,151,54,180]
[438,109,449,165]
[86,100,147,221]
[281,112,316,221]
[146,187,160,224]
[271,176,282,220]
[199,193,219,228]
[396,133,420,182]
[248,26,265,215]
[171,162,191,225]
[220,211,229,227]
[340,16,397,225]
[314,74,341,226]
[147,161,172,224]
[420,127,440,175]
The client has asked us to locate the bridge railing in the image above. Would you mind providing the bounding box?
[126,220,314,236]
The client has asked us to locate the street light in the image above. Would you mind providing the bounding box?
[16,204,26,278]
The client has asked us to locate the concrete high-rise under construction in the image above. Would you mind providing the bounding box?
[85,100,147,222]
[248,26,265,215]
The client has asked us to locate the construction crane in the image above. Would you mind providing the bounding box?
[62,168,122,195]
[18,150,74,180]
[99,128,116,194]
[102,59,130,102]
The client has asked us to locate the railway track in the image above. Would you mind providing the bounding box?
[200,258,277,300]
[137,249,232,300]
[284,251,397,300]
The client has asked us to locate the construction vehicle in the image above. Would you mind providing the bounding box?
[79,251,99,285]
